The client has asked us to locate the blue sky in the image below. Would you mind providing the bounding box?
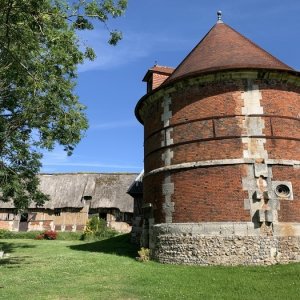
[41,0,300,173]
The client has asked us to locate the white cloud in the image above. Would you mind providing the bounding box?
[77,29,189,72]
[41,147,141,171]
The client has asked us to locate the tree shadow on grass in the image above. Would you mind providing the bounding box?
[0,256,28,268]
[69,233,139,259]
[0,241,36,253]
[0,242,36,268]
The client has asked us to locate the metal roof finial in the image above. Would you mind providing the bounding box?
[217,11,223,23]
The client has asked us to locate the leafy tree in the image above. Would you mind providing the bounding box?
[0,0,127,209]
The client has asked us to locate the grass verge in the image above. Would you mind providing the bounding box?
[0,234,300,299]
[0,229,83,241]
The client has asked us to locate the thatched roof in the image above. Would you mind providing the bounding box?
[90,174,137,212]
[0,173,137,212]
[38,174,93,209]
[127,171,143,196]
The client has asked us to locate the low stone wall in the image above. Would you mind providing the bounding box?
[151,223,300,265]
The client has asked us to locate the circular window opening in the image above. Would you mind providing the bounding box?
[275,184,290,198]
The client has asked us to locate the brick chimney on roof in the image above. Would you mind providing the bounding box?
[142,65,174,93]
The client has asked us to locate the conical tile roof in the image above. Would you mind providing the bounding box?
[166,22,293,83]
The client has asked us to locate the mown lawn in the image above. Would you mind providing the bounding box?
[1,234,300,300]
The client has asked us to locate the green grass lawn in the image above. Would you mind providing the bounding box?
[1,234,300,300]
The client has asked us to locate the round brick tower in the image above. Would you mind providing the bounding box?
[135,15,300,265]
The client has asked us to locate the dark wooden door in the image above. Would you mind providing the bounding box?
[19,213,29,231]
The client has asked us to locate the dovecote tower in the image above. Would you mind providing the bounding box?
[135,13,300,265]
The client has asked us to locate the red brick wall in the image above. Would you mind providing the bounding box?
[142,77,300,224]
[261,88,300,118]
[172,165,249,222]
[0,220,11,230]
[145,139,244,174]
[272,166,300,222]
[266,139,300,160]
[171,85,242,124]
[144,165,249,223]
[172,139,243,163]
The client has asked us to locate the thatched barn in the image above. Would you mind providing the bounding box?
[0,173,137,233]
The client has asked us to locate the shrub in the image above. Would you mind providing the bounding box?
[35,230,57,240]
[81,216,118,241]
[137,247,150,262]
[0,229,43,239]
[88,216,106,232]
[0,229,9,238]
[43,230,57,240]
[35,234,44,240]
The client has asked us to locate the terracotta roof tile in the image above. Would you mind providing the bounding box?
[166,22,293,83]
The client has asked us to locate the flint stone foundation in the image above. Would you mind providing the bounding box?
[152,223,300,265]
